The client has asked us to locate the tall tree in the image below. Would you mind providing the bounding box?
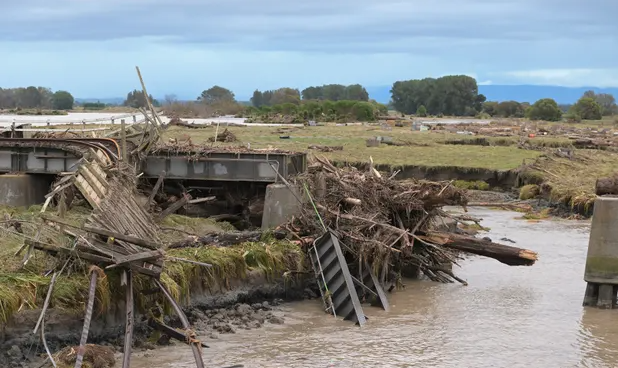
[123,90,158,108]
[571,97,602,120]
[582,90,617,116]
[250,90,264,107]
[344,84,369,101]
[301,86,323,100]
[269,88,301,105]
[390,75,482,116]
[198,86,235,104]
[322,84,347,101]
[52,91,74,110]
[526,98,562,121]
[18,86,43,108]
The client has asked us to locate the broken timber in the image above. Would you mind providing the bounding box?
[419,231,538,266]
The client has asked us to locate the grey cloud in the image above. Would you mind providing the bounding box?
[1,0,617,59]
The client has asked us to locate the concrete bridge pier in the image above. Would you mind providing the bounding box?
[261,183,301,230]
[583,196,618,309]
[0,174,50,208]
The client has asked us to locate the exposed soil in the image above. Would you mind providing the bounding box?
[2,275,318,368]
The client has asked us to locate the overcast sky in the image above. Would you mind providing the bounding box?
[1,0,617,99]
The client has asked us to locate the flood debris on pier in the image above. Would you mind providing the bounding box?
[273,156,538,324]
[288,156,537,278]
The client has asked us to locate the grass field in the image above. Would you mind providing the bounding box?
[48,118,618,208]
[162,124,546,170]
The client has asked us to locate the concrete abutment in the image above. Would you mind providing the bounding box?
[0,174,51,207]
[583,196,618,308]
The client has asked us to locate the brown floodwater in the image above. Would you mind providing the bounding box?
[130,208,618,368]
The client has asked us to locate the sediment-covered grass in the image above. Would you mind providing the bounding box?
[0,206,304,325]
[453,180,490,191]
[520,150,618,211]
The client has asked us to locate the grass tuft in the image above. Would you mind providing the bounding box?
[519,184,540,200]
[453,180,490,191]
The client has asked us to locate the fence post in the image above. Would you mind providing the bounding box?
[121,119,127,162]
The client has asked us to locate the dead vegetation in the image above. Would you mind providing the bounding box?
[55,344,115,368]
[283,157,538,286]
[208,128,238,143]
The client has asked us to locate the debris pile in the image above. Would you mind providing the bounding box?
[29,160,207,368]
[308,145,343,152]
[168,116,210,129]
[208,128,238,143]
[32,130,81,139]
[286,157,538,285]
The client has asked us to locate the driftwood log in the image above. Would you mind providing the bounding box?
[419,231,538,266]
[596,174,618,196]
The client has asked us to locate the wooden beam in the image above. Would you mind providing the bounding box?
[145,171,166,210]
[157,194,190,221]
[148,318,210,348]
[122,270,134,368]
[83,225,160,250]
[106,249,165,270]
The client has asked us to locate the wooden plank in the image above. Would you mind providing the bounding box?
[129,263,162,278]
[75,271,98,368]
[122,270,134,368]
[26,240,112,264]
[145,171,166,210]
[157,194,190,221]
[188,196,216,204]
[74,176,100,208]
[83,225,160,250]
[106,249,165,269]
[44,182,74,199]
[148,318,209,348]
[78,165,107,198]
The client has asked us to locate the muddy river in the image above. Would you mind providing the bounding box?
[130,208,618,368]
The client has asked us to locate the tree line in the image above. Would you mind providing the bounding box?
[390,76,487,116]
[389,76,617,122]
[161,85,386,122]
[247,100,387,122]
[0,87,75,110]
[4,80,616,123]
[249,84,369,108]
[478,90,617,121]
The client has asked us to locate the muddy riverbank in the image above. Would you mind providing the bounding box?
[118,208,615,368]
[1,271,316,368]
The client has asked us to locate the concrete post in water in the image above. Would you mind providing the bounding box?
[583,196,618,309]
[132,115,137,123]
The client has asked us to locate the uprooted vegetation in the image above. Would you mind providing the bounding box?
[284,157,538,286]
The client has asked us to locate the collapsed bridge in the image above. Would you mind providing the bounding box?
[0,137,307,228]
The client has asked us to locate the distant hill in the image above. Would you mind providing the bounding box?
[365,85,618,104]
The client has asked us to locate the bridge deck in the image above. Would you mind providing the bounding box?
[0,142,307,182]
